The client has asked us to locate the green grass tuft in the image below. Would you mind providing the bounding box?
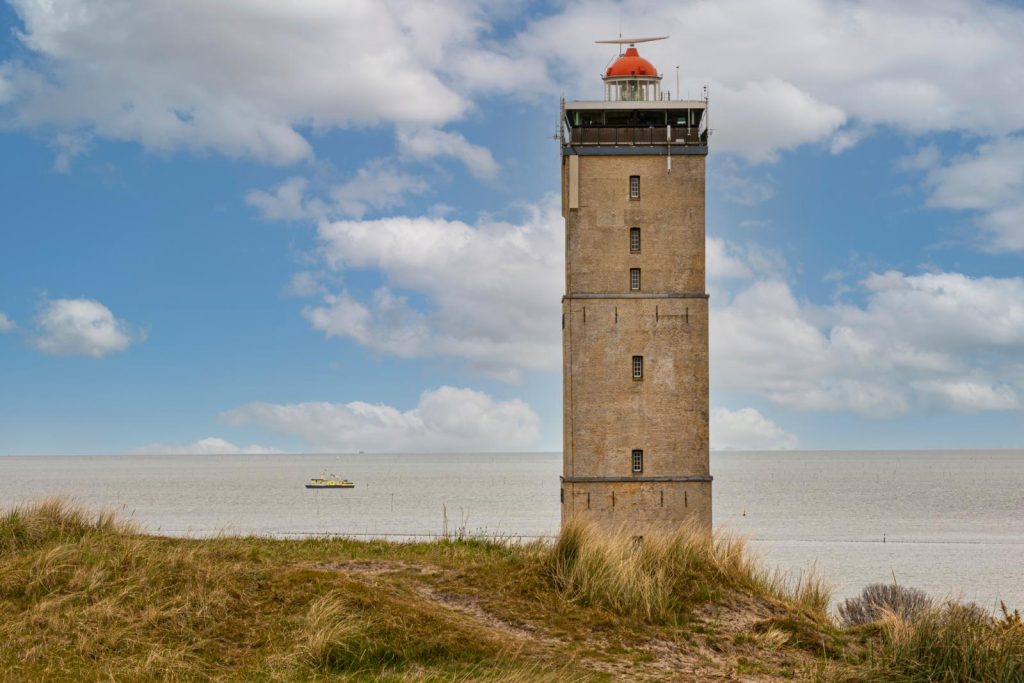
[297,585,504,672]
[547,516,832,623]
[0,497,129,554]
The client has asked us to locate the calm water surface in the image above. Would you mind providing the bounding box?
[1,450,1021,610]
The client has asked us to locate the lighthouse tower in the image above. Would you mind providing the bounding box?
[560,38,711,533]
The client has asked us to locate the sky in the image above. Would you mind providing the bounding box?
[1,0,1023,455]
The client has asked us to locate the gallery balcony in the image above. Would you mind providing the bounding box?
[567,126,705,147]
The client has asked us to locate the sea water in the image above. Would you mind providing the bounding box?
[1,450,1021,610]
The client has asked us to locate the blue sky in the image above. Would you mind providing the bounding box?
[1,0,1023,454]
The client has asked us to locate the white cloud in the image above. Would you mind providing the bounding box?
[247,162,429,222]
[6,0,1023,193]
[131,437,282,455]
[397,127,500,180]
[50,132,90,173]
[848,271,1024,355]
[246,177,313,222]
[711,78,846,163]
[923,137,1024,251]
[31,297,145,358]
[712,269,1024,416]
[706,236,785,283]
[304,288,432,359]
[711,407,799,450]
[713,280,888,414]
[220,385,542,452]
[706,237,753,281]
[829,125,873,155]
[8,1,1024,168]
[896,143,941,172]
[329,161,430,219]
[912,380,1020,414]
[0,312,15,333]
[303,196,563,382]
[2,0,491,163]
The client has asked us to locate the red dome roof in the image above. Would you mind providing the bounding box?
[606,47,658,77]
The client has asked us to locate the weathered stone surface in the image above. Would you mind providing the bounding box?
[561,152,711,533]
[563,155,706,294]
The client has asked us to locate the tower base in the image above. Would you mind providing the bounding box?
[560,478,711,534]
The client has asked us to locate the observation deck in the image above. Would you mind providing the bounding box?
[561,99,709,156]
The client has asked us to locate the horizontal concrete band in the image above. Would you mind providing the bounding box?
[561,475,713,484]
[562,145,708,157]
[564,292,709,300]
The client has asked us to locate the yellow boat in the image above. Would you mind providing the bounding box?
[305,472,355,489]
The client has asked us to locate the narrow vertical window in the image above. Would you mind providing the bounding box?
[632,355,643,380]
[629,227,641,253]
[632,449,644,473]
[630,268,641,291]
[629,175,640,199]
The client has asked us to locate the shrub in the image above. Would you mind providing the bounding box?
[838,583,933,627]
[863,601,1024,682]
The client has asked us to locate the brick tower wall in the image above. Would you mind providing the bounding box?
[560,153,711,533]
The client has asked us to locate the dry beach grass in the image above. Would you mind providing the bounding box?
[0,499,1021,681]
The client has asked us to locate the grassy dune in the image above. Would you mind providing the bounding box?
[0,499,1021,681]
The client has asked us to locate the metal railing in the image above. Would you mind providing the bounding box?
[569,126,704,146]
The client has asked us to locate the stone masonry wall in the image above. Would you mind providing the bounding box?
[561,152,711,533]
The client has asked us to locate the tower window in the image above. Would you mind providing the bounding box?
[629,175,640,199]
[630,268,641,290]
[632,355,643,380]
[629,227,641,253]
[632,449,644,473]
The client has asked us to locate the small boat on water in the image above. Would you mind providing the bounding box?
[306,472,355,489]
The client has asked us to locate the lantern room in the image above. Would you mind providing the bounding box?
[602,45,662,102]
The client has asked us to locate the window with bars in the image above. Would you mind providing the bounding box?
[632,449,644,473]
[630,268,641,290]
[632,355,643,380]
[629,227,641,253]
[629,175,640,199]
